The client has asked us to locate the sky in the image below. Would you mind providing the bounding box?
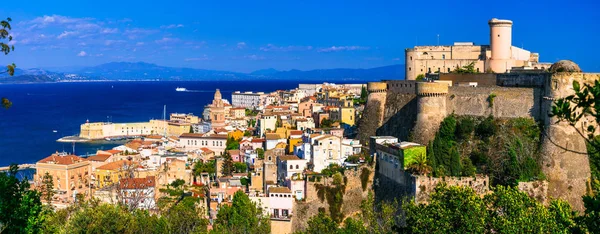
[0,0,598,73]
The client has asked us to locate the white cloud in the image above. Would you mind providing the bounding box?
[77,51,87,56]
[237,42,247,49]
[260,44,313,52]
[57,31,77,39]
[244,54,265,60]
[318,46,369,52]
[101,28,119,34]
[124,28,159,39]
[160,24,184,29]
[136,42,145,46]
[155,37,179,44]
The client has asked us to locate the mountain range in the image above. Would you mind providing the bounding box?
[0,62,404,83]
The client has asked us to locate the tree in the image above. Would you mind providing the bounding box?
[226,137,240,150]
[256,148,265,160]
[164,197,208,234]
[302,211,338,234]
[221,152,235,177]
[452,62,478,74]
[1,17,16,109]
[415,74,425,81]
[189,126,194,133]
[41,172,55,205]
[193,159,216,178]
[0,165,44,233]
[406,152,432,175]
[211,191,270,234]
[233,162,247,173]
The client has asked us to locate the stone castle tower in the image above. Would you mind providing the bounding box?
[488,18,513,73]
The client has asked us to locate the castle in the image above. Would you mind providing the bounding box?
[360,18,597,211]
[405,18,552,80]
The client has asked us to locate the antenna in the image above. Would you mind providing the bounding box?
[163,105,167,136]
[437,34,440,45]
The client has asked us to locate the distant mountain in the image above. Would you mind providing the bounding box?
[0,62,404,83]
[266,64,404,81]
[250,68,280,76]
[77,62,247,80]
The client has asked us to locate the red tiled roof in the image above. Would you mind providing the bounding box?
[38,154,86,165]
[269,186,291,194]
[119,176,155,189]
[251,138,265,143]
[86,154,111,162]
[290,130,302,135]
[96,160,132,171]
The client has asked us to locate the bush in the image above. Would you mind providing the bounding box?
[455,117,475,141]
[475,116,497,139]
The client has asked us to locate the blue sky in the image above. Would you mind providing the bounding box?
[1,0,598,73]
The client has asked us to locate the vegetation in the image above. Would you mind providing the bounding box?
[415,74,425,81]
[452,62,478,74]
[212,191,270,234]
[0,165,44,233]
[226,137,240,150]
[320,118,338,128]
[402,184,584,233]
[221,152,235,176]
[488,93,497,107]
[256,148,265,160]
[353,85,368,105]
[40,172,55,205]
[233,162,247,173]
[1,17,16,109]
[245,108,258,116]
[193,159,216,177]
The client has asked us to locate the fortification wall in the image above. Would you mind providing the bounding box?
[376,92,417,142]
[292,166,375,232]
[357,82,388,144]
[539,72,600,211]
[447,86,542,120]
[439,73,497,86]
[518,180,549,205]
[414,175,489,203]
[497,73,546,87]
[413,82,449,144]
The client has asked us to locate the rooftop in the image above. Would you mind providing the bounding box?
[269,186,292,194]
[38,154,87,165]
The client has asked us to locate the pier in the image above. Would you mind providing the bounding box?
[0,163,36,172]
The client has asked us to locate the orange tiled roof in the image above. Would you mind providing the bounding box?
[38,154,86,165]
[119,176,155,189]
[86,154,111,162]
[96,160,131,171]
[278,155,301,161]
[269,186,291,194]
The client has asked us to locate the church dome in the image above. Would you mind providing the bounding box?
[214,89,222,100]
[549,60,582,73]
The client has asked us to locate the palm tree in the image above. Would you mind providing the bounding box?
[406,153,432,175]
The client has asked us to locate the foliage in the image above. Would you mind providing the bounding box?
[415,74,425,81]
[0,165,44,234]
[345,155,360,164]
[402,184,580,233]
[428,114,462,176]
[302,211,339,234]
[455,117,475,141]
[243,130,252,137]
[359,167,371,191]
[332,172,344,185]
[452,62,478,74]
[405,152,432,175]
[475,115,497,139]
[165,197,208,234]
[221,152,235,177]
[314,177,347,223]
[256,148,265,159]
[226,137,240,150]
[360,191,398,234]
[40,172,55,205]
[1,17,16,109]
[193,159,216,177]
[488,93,497,107]
[211,191,270,234]
[233,162,247,173]
[320,118,337,128]
[245,108,258,116]
[320,163,344,177]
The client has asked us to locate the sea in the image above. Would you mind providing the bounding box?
[0,80,370,167]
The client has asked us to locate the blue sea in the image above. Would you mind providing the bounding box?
[0,80,368,166]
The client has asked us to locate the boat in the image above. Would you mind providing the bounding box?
[105,137,112,141]
[52,130,58,133]
[175,87,187,92]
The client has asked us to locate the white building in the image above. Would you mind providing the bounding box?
[259,114,277,137]
[341,139,362,158]
[277,155,308,183]
[179,133,228,155]
[232,91,265,109]
[310,135,342,173]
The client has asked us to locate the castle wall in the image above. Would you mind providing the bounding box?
[447,86,542,120]
[413,83,448,144]
[539,72,600,211]
[357,82,388,144]
[439,73,497,86]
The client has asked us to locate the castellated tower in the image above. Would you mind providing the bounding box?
[488,18,513,73]
[357,82,388,144]
[413,82,448,144]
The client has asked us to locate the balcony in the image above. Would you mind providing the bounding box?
[270,215,292,221]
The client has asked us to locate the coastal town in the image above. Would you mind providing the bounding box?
[4,17,599,233]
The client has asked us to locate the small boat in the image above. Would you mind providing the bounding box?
[105,137,112,141]
[175,87,187,92]
[52,130,58,133]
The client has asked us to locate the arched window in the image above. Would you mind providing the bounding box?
[448,68,451,72]
[442,54,446,60]
[296,165,299,169]
[290,165,293,169]
[409,67,411,71]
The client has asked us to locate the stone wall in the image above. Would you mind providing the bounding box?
[376,92,417,142]
[292,165,375,232]
[518,180,549,205]
[447,86,542,120]
[439,73,497,86]
[414,175,489,203]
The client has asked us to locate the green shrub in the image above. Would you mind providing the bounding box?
[488,93,497,107]
[455,117,475,141]
[475,116,497,139]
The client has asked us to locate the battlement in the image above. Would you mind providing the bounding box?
[416,82,449,96]
[367,82,387,93]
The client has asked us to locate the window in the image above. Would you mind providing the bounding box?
[442,54,445,60]
[273,209,279,217]
[410,56,412,60]
[290,165,293,169]
[409,67,411,71]
[296,165,299,169]
[448,68,451,72]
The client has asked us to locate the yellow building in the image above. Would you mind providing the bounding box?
[170,113,200,124]
[288,138,302,154]
[95,160,133,188]
[35,153,91,202]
